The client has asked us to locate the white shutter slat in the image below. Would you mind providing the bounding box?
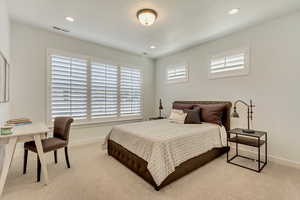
[91,62,118,118]
[50,55,88,120]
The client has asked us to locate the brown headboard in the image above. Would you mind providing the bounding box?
[173,101,232,131]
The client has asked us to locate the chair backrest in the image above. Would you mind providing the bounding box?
[53,117,74,143]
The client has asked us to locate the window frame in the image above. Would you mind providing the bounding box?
[166,63,189,84]
[208,47,250,79]
[46,49,144,125]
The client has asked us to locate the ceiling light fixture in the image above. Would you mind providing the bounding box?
[137,9,158,26]
[150,45,156,49]
[228,8,240,15]
[65,17,75,22]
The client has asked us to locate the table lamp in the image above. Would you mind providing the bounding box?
[232,99,255,133]
[159,99,164,119]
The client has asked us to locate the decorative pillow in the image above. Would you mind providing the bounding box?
[193,104,226,125]
[183,107,201,124]
[172,103,193,110]
[169,109,187,124]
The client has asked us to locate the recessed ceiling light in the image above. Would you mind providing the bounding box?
[228,8,240,15]
[65,17,75,22]
[150,45,156,49]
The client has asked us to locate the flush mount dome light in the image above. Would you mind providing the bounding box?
[137,9,158,26]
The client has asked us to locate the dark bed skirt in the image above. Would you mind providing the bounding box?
[108,139,229,190]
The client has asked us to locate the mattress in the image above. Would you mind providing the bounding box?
[105,119,227,185]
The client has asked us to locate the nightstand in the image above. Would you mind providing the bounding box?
[149,117,166,120]
[227,128,268,172]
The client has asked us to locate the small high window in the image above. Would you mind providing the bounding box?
[209,48,250,79]
[166,64,188,83]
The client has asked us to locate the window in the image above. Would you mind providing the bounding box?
[166,64,188,83]
[50,55,88,120]
[47,50,143,124]
[120,67,142,116]
[91,62,118,119]
[209,48,249,79]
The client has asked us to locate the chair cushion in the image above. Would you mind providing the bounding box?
[24,138,67,153]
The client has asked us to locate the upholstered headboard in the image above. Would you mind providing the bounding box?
[172,101,232,131]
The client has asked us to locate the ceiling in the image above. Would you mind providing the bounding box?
[8,0,300,58]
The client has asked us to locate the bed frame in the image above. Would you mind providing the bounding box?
[108,101,232,191]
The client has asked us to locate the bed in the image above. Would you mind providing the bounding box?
[107,101,232,190]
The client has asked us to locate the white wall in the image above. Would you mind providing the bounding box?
[156,12,300,164]
[0,0,10,124]
[11,21,155,143]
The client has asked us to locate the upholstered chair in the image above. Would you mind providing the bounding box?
[23,117,73,182]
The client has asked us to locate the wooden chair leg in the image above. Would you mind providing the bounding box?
[37,155,41,182]
[64,147,70,168]
[23,149,28,174]
[54,150,58,164]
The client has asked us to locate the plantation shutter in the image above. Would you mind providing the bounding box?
[120,67,142,117]
[210,53,245,74]
[167,65,188,82]
[91,62,118,118]
[50,55,88,120]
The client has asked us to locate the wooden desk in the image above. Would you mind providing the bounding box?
[0,123,49,197]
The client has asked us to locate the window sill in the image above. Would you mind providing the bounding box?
[47,116,143,129]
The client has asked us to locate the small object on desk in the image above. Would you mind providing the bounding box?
[6,118,32,126]
[0,125,13,135]
[227,128,267,172]
[231,99,256,133]
[13,122,32,126]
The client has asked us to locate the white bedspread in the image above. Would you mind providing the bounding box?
[106,119,227,185]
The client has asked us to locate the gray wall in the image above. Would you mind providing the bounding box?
[10,21,155,142]
[155,12,300,164]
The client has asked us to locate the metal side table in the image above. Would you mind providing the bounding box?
[227,128,267,172]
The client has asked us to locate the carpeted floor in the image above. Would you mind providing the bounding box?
[2,143,300,200]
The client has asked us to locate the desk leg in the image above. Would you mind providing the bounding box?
[0,137,17,197]
[34,134,49,185]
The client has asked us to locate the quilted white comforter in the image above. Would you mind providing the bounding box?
[106,119,227,185]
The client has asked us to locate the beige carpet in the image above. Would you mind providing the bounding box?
[2,143,300,200]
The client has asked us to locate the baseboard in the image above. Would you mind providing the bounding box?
[232,147,300,169]
[268,154,300,169]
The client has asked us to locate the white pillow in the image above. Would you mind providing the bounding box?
[169,109,187,124]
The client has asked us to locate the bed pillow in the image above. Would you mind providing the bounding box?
[169,109,187,124]
[172,103,193,110]
[183,107,201,124]
[193,104,226,125]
